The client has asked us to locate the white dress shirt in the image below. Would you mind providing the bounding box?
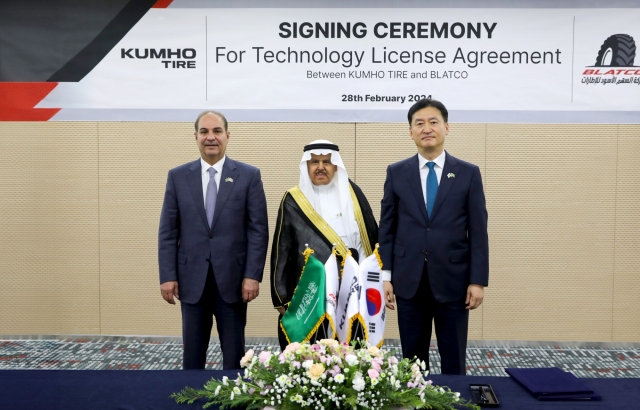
[382,151,446,282]
[200,156,225,207]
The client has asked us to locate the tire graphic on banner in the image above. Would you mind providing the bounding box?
[594,34,636,67]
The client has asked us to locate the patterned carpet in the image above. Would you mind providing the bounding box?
[1,338,639,378]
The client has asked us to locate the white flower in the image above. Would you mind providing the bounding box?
[302,359,314,369]
[345,354,358,366]
[222,376,229,386]
[230,392,234,400]
[233,386,241,395]
[352,375,366,392]
[214,385,221,396]
[276,374,288,386]
[334,374,345,384]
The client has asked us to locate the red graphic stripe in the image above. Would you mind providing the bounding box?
[152,0,173,8]
[0,82,60,121]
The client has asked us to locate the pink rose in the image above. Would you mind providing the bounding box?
[239,349,254,367]
[368,369,379,379]
[284,342,301,353]
[259,351,272,364]
[371,358,382,371]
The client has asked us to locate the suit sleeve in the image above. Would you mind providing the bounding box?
[158,170,180,284]
[468,166,489,286]
[244,168,269,282]
[378,165,398,272]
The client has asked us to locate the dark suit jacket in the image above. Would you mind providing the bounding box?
[379,151,489,303]
[158,157,269,305]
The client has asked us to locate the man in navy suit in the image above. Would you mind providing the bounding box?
[379,99,489,375]
[158,111,269,370]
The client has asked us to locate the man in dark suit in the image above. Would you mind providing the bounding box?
[158,111,268,370]
[379,99,489,375]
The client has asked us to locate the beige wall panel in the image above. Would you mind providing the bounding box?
[229,123,356,337]
[0,122,100,334]
[355,123,487,340]
[613,125,640,342]
[484,124,616,341]
[98,122,195,335]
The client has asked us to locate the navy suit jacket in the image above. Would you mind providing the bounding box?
[379,151,489,303]
[158,157,269,305]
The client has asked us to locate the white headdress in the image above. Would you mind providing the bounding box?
[299,140,361,257]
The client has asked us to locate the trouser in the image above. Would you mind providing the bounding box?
[395,263,469,375]
[180,264,247,370]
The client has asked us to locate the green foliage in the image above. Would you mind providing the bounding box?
[172,340,480,410]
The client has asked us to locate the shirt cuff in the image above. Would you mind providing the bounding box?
[381,270,392,281]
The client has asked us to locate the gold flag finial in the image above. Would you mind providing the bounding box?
[302,244,314,263]
[374,243,383,269]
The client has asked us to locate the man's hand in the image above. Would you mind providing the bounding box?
[242,278,260,302]
[465,284,484,310]
[160,281,179,305]
[383,281,395,310]
[276,307,286,315]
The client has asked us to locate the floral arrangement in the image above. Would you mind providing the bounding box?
[172,340,479,410]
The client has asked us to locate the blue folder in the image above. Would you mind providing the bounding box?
[505,367,601,401]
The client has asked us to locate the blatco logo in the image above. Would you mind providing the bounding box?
[581,33,639,85]
[583,34,637,75]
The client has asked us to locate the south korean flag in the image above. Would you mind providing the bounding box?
[358,246,385,347]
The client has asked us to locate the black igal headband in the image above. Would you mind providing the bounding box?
[303,143,339,152]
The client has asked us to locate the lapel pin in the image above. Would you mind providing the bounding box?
[447,173,455,178]
[225,177,233,183]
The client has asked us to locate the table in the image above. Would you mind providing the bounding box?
[1,370,638,409]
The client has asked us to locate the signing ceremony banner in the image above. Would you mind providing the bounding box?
[1,1,638,122]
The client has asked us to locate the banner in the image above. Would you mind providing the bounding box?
[1,2,639,122]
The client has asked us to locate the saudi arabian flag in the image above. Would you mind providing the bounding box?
[280,252,326,344]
